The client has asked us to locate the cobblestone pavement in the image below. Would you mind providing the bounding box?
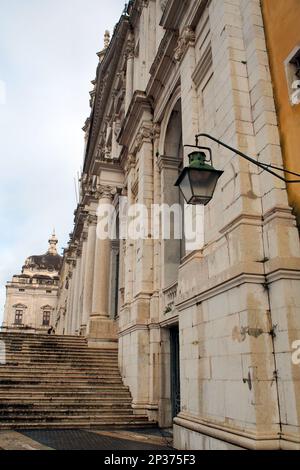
[0,428,173,451]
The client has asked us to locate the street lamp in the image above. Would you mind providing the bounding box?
[175,149,223,206]
[176,133,300,205]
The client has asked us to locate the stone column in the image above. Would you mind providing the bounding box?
[125,32,135,113]
[81,213,97,335]
[77,232,88,333]
[71,252,81,335]
[66,261,76,335]
[88,186,117,348]
[65,272,73,334]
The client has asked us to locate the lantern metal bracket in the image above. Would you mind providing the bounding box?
[195,133,300,184]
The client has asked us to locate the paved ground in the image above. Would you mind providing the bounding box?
[0,428,173,451]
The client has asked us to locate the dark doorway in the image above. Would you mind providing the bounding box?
[170,325,181,418]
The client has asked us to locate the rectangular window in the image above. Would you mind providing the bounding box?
[15,310,23,325]
[19,289,25,292]
[46,290,52,294]
[42,311,51,326]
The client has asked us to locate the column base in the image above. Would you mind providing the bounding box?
[87,316,118,349]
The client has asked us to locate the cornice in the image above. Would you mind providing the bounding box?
[83,16,129,174]
[146,30,179,102]
[160,0,189,30]
[91,156,124,177]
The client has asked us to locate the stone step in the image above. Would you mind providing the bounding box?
[2,353,118,359]
[0,379,125,388]
[0,391,131,398]
[0,333,87,340]
[0,332,152,429]
[0,381,128,396]
[4,349,118,356]
[0,419,152,430]
[0,377,124,384]
[0,364,119,377]
[0,398,132,406]
[3,350,118,356]
[0,363,119,370]
[0,362,118,369]
[0,414,149,422]
[0,339,88,347]
[0,372,121,378]
[0,407,138,416]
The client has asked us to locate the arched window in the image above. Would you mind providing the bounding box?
[160,98,185,288]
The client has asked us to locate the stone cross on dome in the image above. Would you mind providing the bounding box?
[48,230,58,255]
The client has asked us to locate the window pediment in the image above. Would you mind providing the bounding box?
[13,303,27,309]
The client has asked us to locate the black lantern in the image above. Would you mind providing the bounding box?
[175,151,223,205]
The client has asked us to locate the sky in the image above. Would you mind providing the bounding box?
[0,0,125,323]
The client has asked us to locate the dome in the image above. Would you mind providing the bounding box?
[23,231,63,273]
[25,255,62,271]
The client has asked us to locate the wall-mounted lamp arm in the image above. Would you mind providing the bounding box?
[195,133,300,184]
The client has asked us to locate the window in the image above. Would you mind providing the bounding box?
[15,310,23,325]
[42,311,51,326]
[285,46,300,105]
[19,289,25,292]
[46,290,52,294]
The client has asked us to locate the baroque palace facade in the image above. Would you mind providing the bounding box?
[53,0,300,450]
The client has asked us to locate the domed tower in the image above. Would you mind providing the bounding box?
[3,232,62,333]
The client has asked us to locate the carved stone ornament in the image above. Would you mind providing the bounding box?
[152,123,161,141]
[126,32,135,60]
[137,125,152,148]
[133,122,160,154]
[174,26,196,62]
[137,0,149,11]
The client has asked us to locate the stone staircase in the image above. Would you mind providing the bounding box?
[0,332,150,429]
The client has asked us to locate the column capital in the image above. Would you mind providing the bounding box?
[87,214,98,226]
[97,184,115,201]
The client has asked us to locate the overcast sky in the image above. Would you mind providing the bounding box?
[0,0,125,323]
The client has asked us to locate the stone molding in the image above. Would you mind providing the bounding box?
[176,271,266,311]
[157,154,181,171]
[192,43,213,88]
[174,413,283,451]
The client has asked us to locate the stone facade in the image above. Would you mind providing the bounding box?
[3,233,62,333]
[55,0,300,450]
